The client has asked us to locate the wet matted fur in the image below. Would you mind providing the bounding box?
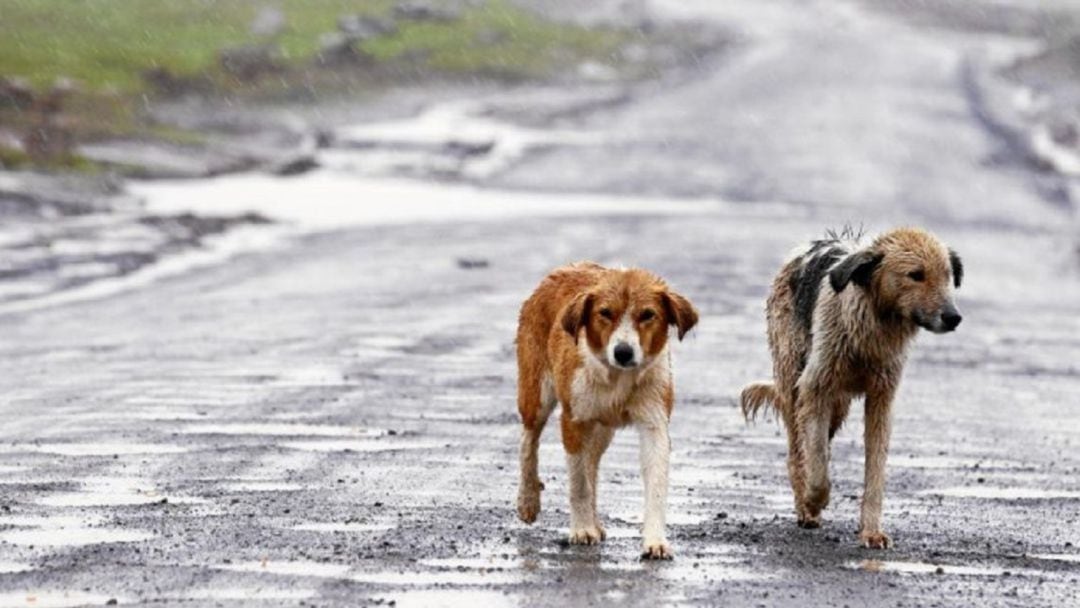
[741,227,963,549]
[515,262,698,559]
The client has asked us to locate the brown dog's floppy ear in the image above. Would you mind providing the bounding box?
[661,290,699,340]
[560,292,593,343]
[948,249,963,288]
[829,250,884,292]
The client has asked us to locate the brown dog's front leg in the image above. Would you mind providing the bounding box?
[638,417,672,559]
[859,381,896,549]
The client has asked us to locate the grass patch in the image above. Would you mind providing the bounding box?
[363,3,626,77]
[0,0,632,167]
[0,0,626,92]
[0,0,380,92]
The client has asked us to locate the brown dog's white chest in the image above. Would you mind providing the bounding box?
[567,342,671,427]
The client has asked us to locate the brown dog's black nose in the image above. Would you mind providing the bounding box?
[613,342,635,366]
[942,310,962,331]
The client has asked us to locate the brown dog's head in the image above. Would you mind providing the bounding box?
[829,227,963,333]
[561,268,698,369]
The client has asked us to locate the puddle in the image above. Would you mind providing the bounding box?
[281,439,437,453]
[656,560,765,583]
[387,411,479,422]
[0,527,155,547]
[290,522,396,533]
[217,560,351,579]
[0,561,32,574]
[420,556,521,570]
[0,592,123,608]
[38,477,206,507]
[601,526,642,539]
[0,512,152,547]
[107,410,208,421]
[2,443,190,456]
[177,588,316,601]
[348,570,518,586]
[0,514,105,528]
[123,394,251,407]
[848,560,1019,577]
[273,365,351,387]
[374,590,515,608]
[608,511,710,527]
[215,561,517,586]
[179,423,385,437]
[919,486,1080,500]
[220,481,305,492]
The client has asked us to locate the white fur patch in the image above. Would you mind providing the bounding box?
[569,340,670,426]
[606,313,643,368]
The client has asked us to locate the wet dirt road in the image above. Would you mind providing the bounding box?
[2,0,1080,606]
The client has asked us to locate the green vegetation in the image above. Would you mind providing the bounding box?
[0,0,633,168]
[363,4,625,77]
[0,0,626,92]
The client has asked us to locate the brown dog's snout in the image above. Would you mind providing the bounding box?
[613,342,635,366]
[941,303,962,332]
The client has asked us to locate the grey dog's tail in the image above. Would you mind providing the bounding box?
[740,381,778,422]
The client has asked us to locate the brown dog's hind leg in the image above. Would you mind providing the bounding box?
[779,393,811,526]
[795,386,844,527]
[517,368,554,524]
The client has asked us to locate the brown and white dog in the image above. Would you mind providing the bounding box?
[515,262,698,559]
[741,227,963,549]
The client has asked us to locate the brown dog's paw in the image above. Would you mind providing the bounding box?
[517,488,541,524]
[804,481,831,514]
[859,530,892,549]
[568,526,604,545]
[641,539,673,560]
[796,505,822,529]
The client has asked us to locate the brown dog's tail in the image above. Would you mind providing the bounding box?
[740,381,778,422]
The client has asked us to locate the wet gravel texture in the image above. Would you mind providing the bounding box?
[0,210,1078,606]
[1,0,1080,606]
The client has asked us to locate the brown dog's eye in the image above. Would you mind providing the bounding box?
[599,308,614,320]
[639,309,655,322]
[908,270,925,282]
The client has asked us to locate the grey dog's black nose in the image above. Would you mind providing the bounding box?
[613,342,635,366]
[942,310,962,331]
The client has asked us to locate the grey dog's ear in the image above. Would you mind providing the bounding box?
[948,249,963,288]
[829,250,884,292]
[560,292,593,343]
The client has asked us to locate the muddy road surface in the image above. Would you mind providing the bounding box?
[1,0,1079,606]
